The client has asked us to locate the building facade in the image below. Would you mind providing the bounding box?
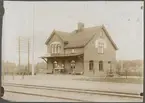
[41,23,118,76]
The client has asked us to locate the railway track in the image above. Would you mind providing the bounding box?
[5,90,90,102]
[3,83,142,99]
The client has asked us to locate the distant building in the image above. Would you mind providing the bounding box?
[41,23,118,76]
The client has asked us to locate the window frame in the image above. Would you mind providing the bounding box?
[51,44,55,54]
[71,49,75,54]
[89,60,94,71]
[97,42,104,54]
[53,61,58,68]
[50,42,61,54]
[100,31,104,38]
[99,61,103,71]
[57,44,61,54]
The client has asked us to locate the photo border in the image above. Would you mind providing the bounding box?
[0,0,144,103]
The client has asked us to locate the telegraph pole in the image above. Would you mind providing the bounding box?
[32,3,35,76]
[18,36,21,69]
[17,36,31,79]
[28,39,30,74]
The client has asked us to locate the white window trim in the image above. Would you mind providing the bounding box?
[71,49,75,53]
[54,44,57,54]
[100,31,104,38]
[89,60,94,71]
[50,42,61,54]
[98,42,104,54]
[51,44,54,54]
[58,44,61,54]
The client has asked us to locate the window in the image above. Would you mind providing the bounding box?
[100,31,104,38]
[99,61,103,71]
[108,61,111,64]
[57,44,61,54]
[71,60,75,64]
[108,61,112,69]
[54,44,57,54]
[71,60,75,69]
[71,49,75,53]
[51,44,55,54]
[98,42,104,54]
[89,60,94,71]
[53,61,58,68]
[50,42,61,54]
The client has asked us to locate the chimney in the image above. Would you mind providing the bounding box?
[78,22,84,31]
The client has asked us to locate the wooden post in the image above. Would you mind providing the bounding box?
[125,69,128,79]
[12,69,14,80]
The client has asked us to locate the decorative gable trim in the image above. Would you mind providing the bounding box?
[45,30,64,45]
[102,25,118,50]
[84,33,96,47]
[83,25,118,50]
[45,30,55,45]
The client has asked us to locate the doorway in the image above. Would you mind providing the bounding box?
[70,60,75,74]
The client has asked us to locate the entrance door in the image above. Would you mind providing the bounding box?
[53,61,57,73]
[61,60,65,73]
[71,60,75,74]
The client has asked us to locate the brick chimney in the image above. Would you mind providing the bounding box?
[78,22,84,31]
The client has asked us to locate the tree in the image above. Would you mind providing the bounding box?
[116,61,121,75]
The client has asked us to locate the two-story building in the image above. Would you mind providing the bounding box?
[41,23,118,76]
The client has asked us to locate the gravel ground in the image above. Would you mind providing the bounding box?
[3,92,75,102]
[3,85,143,102]
[3,75,143,94]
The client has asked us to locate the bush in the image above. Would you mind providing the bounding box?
[1,86,4,97]
[116,71,142,76]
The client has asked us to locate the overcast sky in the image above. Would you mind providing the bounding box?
[2,1,144,65]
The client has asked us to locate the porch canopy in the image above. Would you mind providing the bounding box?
[40,52,84,62]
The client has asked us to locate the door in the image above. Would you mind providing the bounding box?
[71,60,75,74]
[53,61,57,73]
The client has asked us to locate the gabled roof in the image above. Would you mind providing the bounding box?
[102,25,118,50]
[64,26,101,48]
[45,25,118,50]
[45,30,70,44]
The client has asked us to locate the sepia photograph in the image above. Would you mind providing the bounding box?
[1,1,144,102]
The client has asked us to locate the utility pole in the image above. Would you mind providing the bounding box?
[28,39,30,74]
[18,36,21,70]
[17,36,31,79]
[32,3,35,76]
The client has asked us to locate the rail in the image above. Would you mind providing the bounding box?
[3,83,142,99]
[5,90,90,102]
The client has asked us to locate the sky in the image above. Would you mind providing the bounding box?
[2,1,144,65]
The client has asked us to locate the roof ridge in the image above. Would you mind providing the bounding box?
[72,25,102,31]
[71,25,102,34]
[55,30,70,34]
